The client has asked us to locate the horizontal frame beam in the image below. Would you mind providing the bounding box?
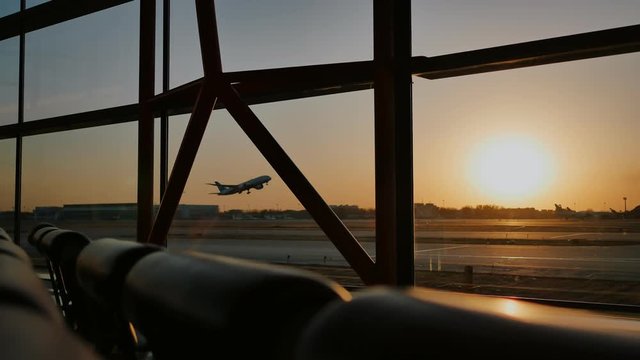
[149,61,374,114]
[414,24,640,79]
[1,24,638,140]
[0,104,138,140]
[0,0,132,41]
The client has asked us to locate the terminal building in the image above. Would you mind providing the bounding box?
[34,204,219,221]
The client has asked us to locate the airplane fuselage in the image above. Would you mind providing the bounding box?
[210,175,272,195]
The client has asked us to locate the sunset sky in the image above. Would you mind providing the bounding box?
[1,1,639,213]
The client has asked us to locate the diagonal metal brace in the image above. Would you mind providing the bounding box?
[148,0,376,284]
[217,81,376,284]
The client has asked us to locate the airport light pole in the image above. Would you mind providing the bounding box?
[623,197,627,213]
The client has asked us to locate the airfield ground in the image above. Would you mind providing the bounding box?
[14,218,640,307]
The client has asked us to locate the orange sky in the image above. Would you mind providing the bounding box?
[1,1,639,213]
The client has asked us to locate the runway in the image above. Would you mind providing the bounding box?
[168,237,640,281]
[17,218,640,282]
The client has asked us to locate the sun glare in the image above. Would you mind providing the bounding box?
[468,135,553,202]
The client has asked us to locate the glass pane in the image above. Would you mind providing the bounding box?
[26,0,48,8]
[0,37,18,126]
[154,117,161,204]
[0,139,15,237]
[170,0,372,87]
[21,123,138,244]
[155,0,164,95]
[24,1,138,120]
[166,93,374,288]
[169,1,201,87]
[413,0,640,56]
[0,1,19,17]
[254,93,375,287]
[412,53,640,305]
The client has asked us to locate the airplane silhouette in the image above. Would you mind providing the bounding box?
[554,204,622,219]
[610,205,640,218]
[207,175,271,195]
[554,204,592,219]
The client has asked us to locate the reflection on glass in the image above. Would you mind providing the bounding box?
[0,1,19,17]
[21,123,137,241]
[0,38,18,126]
[0,140,15,236]
[24,1,138,120]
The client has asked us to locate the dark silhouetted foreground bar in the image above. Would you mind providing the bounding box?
[76,238,160,359]
[0,231,100,359]
[123,250,350,360]
[296,288,640,360]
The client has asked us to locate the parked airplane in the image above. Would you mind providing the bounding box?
[610,205,640,218]
[207,175,271,195]
[554,204,616,219]
[554,204,593,219]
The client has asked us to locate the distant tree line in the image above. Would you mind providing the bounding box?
[424,204,556,219]
[222,203,558,220]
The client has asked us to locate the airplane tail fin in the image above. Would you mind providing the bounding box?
[206,181,226,192]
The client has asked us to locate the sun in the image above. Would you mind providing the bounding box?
[468,135,553,202]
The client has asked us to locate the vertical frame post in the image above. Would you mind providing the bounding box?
[373,0,415,285]
[14,0,26,245]
[160,0,170,199]
[137,0,156,242]
[147,0,222,245]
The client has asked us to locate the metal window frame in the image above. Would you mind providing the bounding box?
[0,0,133,42]
[0,0,638,284]
[14,0,25,245]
